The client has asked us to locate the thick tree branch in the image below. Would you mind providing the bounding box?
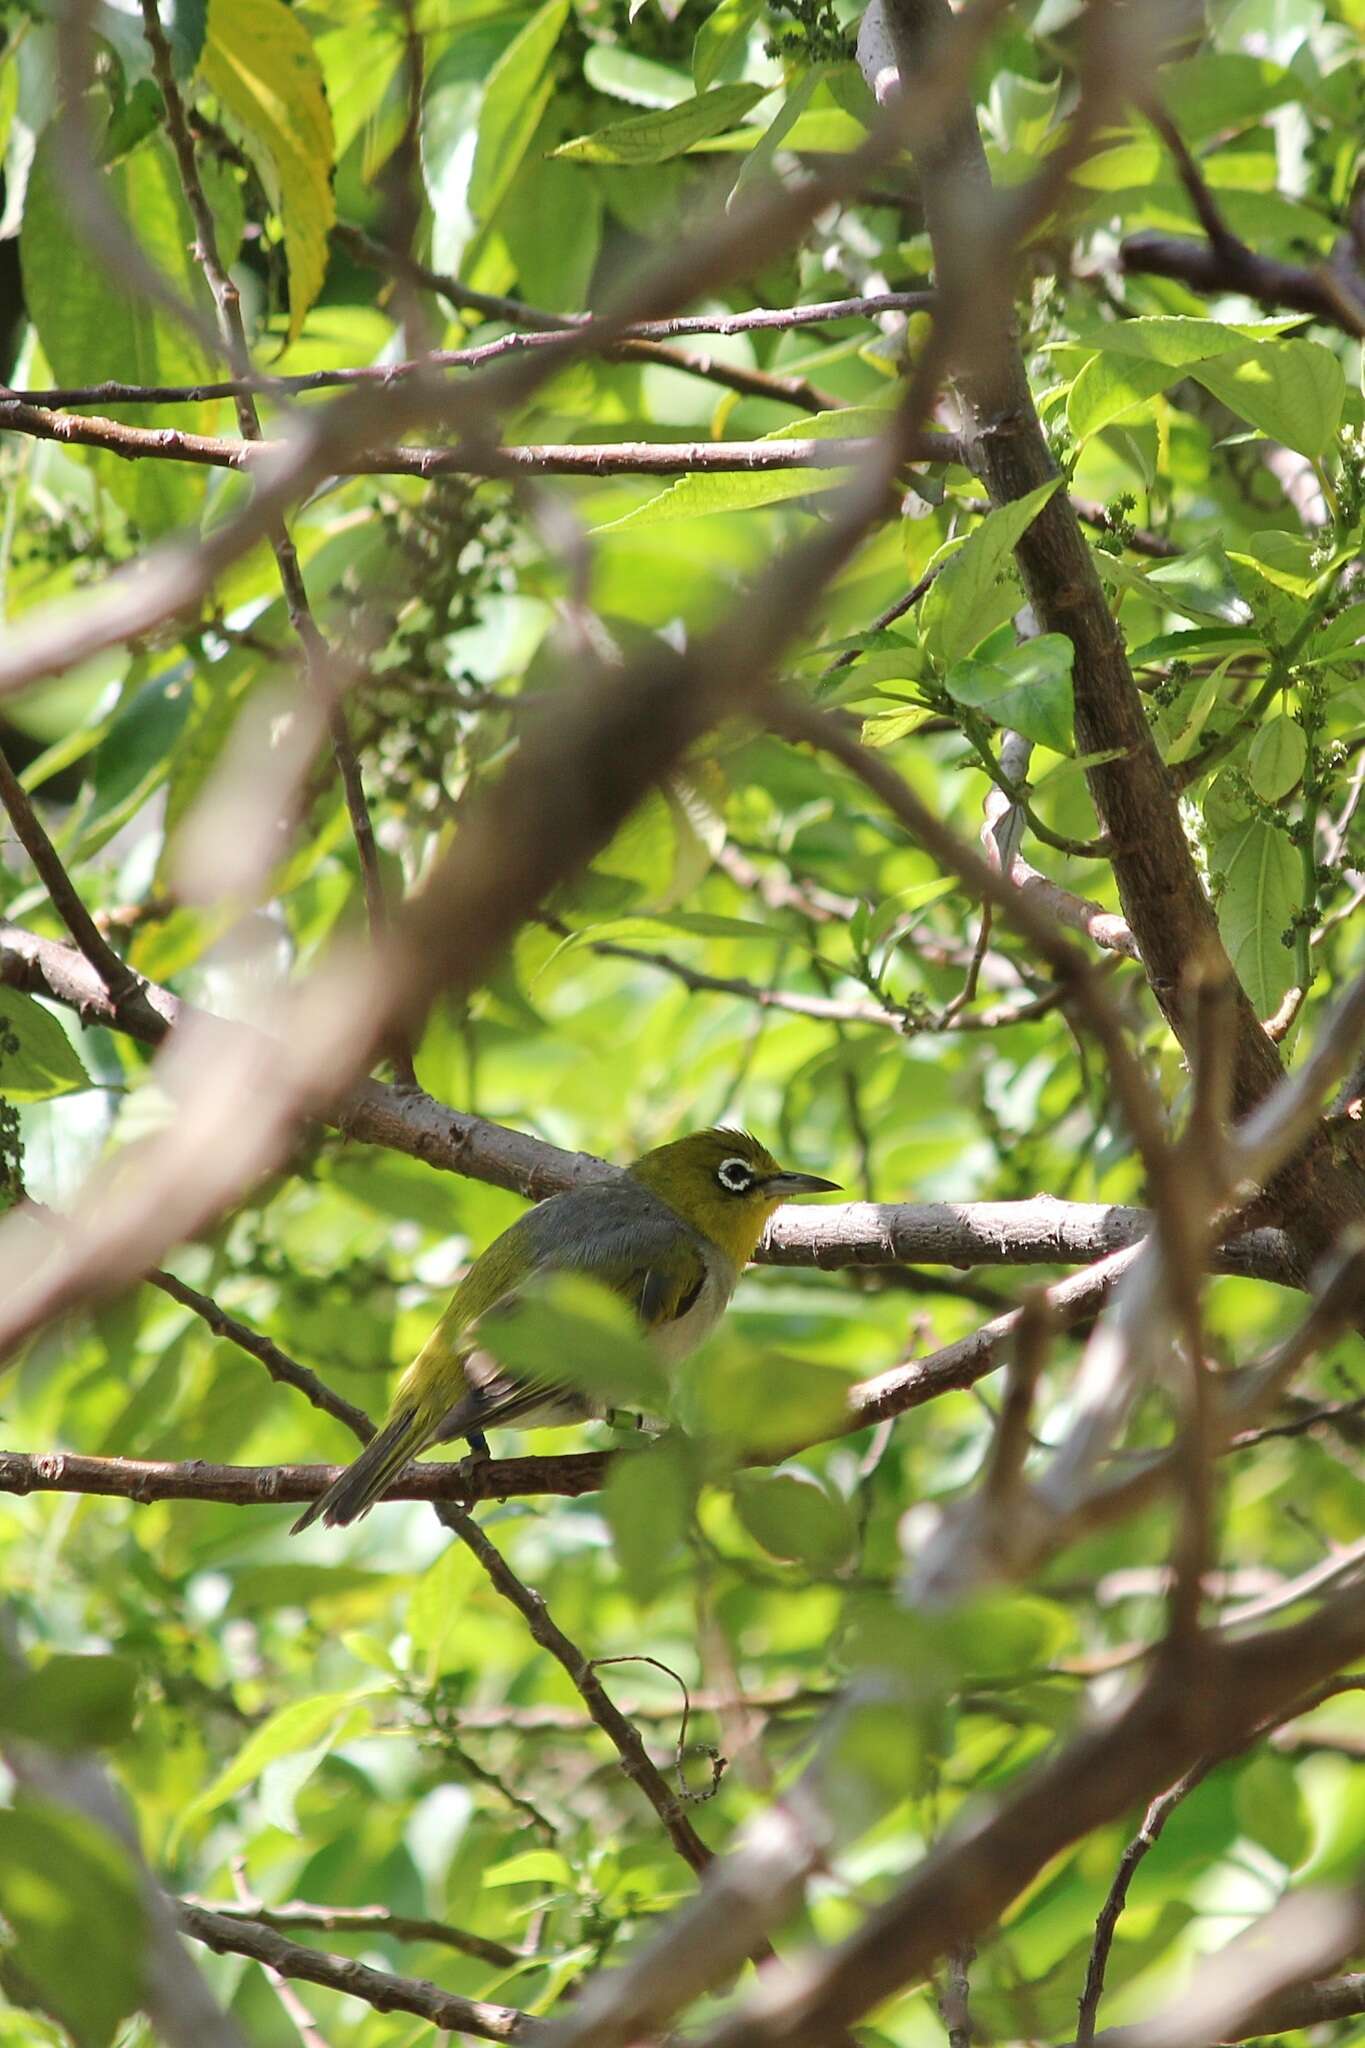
[0,920,1300,1283]
[0,1449,609,1509]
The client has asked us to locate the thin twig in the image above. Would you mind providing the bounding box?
[0,744,142,1007]
[146,1268,375,1444]
[435,1505,714,1879]
[1076,1763,1213,2048]
[180,1895,519,1968]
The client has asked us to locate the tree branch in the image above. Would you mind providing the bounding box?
[435,1505,715,1879]
[0,1449,609,1509]
[177,1903,538,2044]
[870,0,1365,1272]
[0,919,1300,1283]
[0,403,961,477]
[178,1896,520,1968]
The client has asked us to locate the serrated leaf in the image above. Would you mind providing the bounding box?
[1247,716,1307,801]
[1212,818,1298,1016]
[200,0,335,343]
[0,990,91,1102]
[920,480,1062,669]
[945,632,1074,753]
[553,82,764,164]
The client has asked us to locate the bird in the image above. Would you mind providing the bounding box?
[292,1129,838,1532]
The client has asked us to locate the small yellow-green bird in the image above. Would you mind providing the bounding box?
[293,1129,838,1532]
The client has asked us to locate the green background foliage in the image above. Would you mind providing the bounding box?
[0,0,1362,2040]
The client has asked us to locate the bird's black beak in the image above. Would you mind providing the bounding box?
[764,1170,841,1198]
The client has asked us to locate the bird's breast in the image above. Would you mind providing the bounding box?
[648,1256,737,1365]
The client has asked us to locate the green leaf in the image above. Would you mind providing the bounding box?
[1068,353,1176,440]
[479,1273,664,1410]
[469,0,569,219]
[732,1467,855,1570]
[0,990,91,1102]
[729,65,822,206]
[84,665,198,845]
[945,633,1075,753]
[920,480,1062,668]
[0,1655,137,1750]
[1062,314,1298,366]
[200,0,336,343]
[1128,627,1264,667]
[604,1442,691,1602]
[501,152,603,313]
[1159,53,1292,135]
[686,1344,852,1454]
[1203,766,1253,834]
[552,82,765,165]
[1212,818,1298,1016]
[1160,660,1231,766]
[0,1803,145,2047]
[19,131,217,537]
[1247,716,1307,801]
[484,1848,574,1888]
[692,0,761,89]
[1100,540,1248,625]
[1193,340,1345,459]
[1234,1752,1310,1869]
[592,465,850,532]
[584,46,690,107]
[172,1689,374,1845]
[1227,531,1321,600]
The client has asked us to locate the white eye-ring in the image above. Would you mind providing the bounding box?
[717,1157,756,1193]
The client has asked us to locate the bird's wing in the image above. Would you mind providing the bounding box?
[421,1185,713,1439]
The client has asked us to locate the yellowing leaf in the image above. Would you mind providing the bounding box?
[201,0,335,342]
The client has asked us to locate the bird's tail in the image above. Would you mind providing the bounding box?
[292,1406,426,1533]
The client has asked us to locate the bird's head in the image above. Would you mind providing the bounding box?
[628,1127,839,1265]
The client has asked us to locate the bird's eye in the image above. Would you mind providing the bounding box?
[716,1157,755,1194]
